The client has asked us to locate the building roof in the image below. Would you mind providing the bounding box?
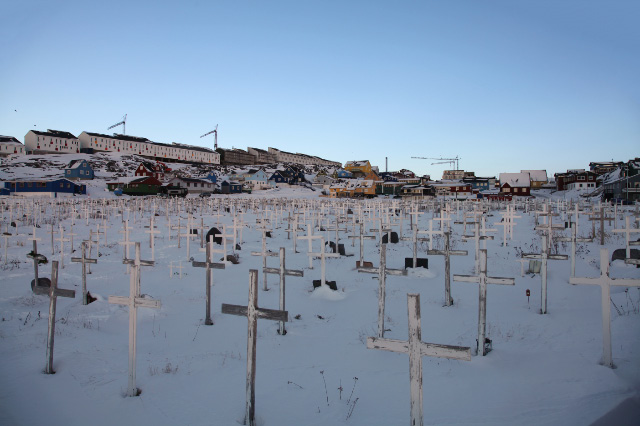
[0,136,22,144]
[345,160,370,167]
[31,129,78,139]
[521,170,547,182]
[83,132,216,154]
[84,131,150,143]
[499,172,531,187]
[66,159,89,169]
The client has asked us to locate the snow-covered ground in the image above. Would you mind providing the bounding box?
[0,192,638,426]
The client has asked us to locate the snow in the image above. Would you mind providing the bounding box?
[0,155,638,426]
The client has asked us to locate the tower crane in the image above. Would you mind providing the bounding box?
[108,114,127,135]
[411,155,461,170]
[200,124,218,150]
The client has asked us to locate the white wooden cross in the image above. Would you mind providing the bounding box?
[169,260,184,279]
[263,247,303,335]
[33,260,76,374]
[367,293,471,426]
[221,270,288,426]
[534,212,564,251]
[250,220,274,291]
[348,221,377,267]
[55,224,70,269]
[27,240,47,287]
[428,232,468,307]
[305,235,340,288]
[144,215,161,261]
[108,242,161,397]
[453,249,515,355]
[569,248,640,368]
[71,241,98,305]
[192,240,226,325]
[211,226,233,264]
[418,219,443,251]
[522,235,568,314]
[401,224,429,269]
[612,216,640,260]
[358,243,407,337]
[557,222,593,277]
[589,206,613,246]
[462,221,494,274]
[299,224,317,269]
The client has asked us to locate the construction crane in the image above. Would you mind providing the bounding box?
[412,155,461,170]
[108,114,127,135]
[200,124,218,150]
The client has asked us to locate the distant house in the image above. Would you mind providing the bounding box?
[166,177,215,194]
[521,170,548,188]
[401,184,435,197]
[463,176,495,192]
[335,169,354,179]
[499,173,531,196]
[0,136,25,157]
[344,160,372,177]
[242,169,272,190]
[220,180,242,194]
[554,170,597,191]
[106,176,162,196]
[432,181,473,199]
[247,147,277,164]
[65,159,94,180]
[135,161,168,181]
[269,170,290,185]
[24,129,81,154]
[204,171,217,184]
[4,178,86,197]
[589,161,624,175]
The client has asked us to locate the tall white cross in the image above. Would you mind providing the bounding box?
[192,240,226,325]
[263,247,303,335]
[348,221,376,268]
[305,235,340,288]
[612,216,640,259]
[557,222,593,277]
[569,248,640,368]
[428,232,468,307]
[221,270,288,426]
[453,249,515,355]
[33,261,75,374]
[71,241,98,305]
[522,235,568,314]
[108,242,161,397]
[358,243,407,337]
[367,293,471,426]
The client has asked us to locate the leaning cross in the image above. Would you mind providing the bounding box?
[428,232,467,307]
[71,241,98,305]
[33,261,75,374]
[263,247,303,335]
[222,270,288,426]
[108,242,161,397]
[358,243,407,338]
[522,235,568,314]
[192,239,226,325]
[453,249,515,355]
[569,248,640,368]
[367,293,471,426]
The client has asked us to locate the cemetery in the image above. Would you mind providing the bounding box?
[0,192,639,426]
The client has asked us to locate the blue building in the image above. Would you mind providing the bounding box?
[65,159,94,180]
[335,169,354,179]
[220,180,242,194]
[4,178,86,197]
[204,171,217,184]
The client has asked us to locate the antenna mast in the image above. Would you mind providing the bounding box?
[200,124,218,150]
[108,114,127,135]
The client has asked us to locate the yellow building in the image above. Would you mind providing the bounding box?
[344,160,372,177]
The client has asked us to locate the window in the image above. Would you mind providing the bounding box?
[504,187,510,193]
[578,176,585,181]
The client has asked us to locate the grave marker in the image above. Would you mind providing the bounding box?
[263,247,303,335]
[522,235,568,314]
[192,240,226,325]
[428,232,467,306]
[71,241,98,305]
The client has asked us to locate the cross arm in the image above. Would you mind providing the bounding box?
[453,274,480,284]
[387,269,407,276]
[522,253,542,259]
[33,286,76,298]
[123,259,155,267]
[568,277,601,286]
[357,267,380,275]
[192,260,225,269]
[71,257,97,264]
[221,304,289,322]
[420,342,471,361]
[263,267,304,277]
[367,336,408,353]
[486,277,515,285]
[548,254,569,260]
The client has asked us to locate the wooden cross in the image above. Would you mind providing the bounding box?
[251,220,274,291]
[211,226,233,264]
[263,247,303,335]
[462,221,494,274]
[222,270,288,426]
[348,222,376,267]
[192,240,226,325]
[534,213,564,251]
[367,293,471,426]
[401,224,429,269]
[358,243,407,337]
[522,235,568,314]
[569,248,640,368]
[71,241,98,305]
[428,232,467,307]
[108,242,161,397]
[27,240,48,288]
[418,220,443,251]
[304,235,340,288]
[169,260,184,279]
[453,249,515,355]
[55,224,70,269]
[612,216,640,259]
[589,206,613,246]
[298,227,321,269]
[33,261,76,374]
[144,215,161,261]
[67,224,77,254]
[557,222,593,277]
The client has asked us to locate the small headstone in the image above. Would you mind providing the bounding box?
[10,222,16,228]
[338,243,346,256]
[327,241,337,253]
[206,227,223,245]
[347,209,353,214]
[529,260,542,274]
[381,232,399,244]
[235,243,242,251]
[612,248,640,262]
[313,280,337,291]
[405,258,428,269]
[190,229,198,235]
[31,277,51,291]
[356,261,374,268]
[266,231,272,238]
[224,253,240,264]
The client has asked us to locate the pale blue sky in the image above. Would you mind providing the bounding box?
[1,0,638,178]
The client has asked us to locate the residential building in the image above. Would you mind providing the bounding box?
[268,147,340,167]
[0,136,25,156]
[521,170,548,188]
[344,161,372,177]
[589,161,624,175]
[216,148,256,165]
[64,159,94,180]
[247,147,277,164]
[106,176,162,195]
[166,177,215,194]
[4,178,86,197]
[499,172,531,196]
[24,130,81,154]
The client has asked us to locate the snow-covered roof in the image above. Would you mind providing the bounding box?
[521,170,547,182]
[0,136,22,144]
[499,172,531,187]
